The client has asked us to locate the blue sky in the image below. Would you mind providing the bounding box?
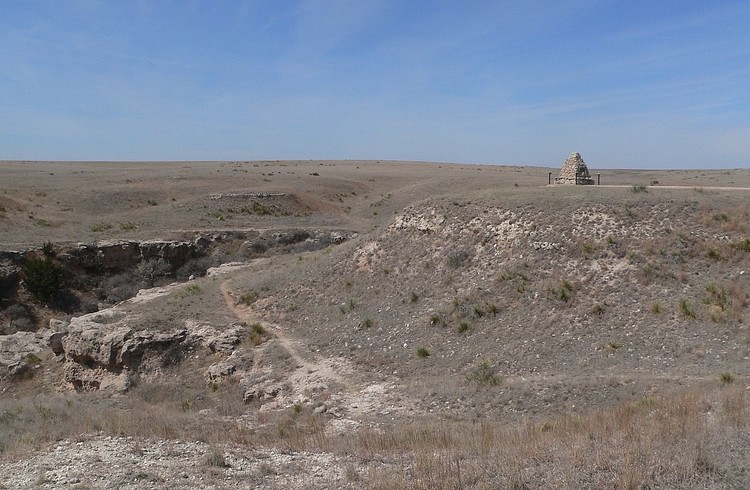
[1,1,749,168]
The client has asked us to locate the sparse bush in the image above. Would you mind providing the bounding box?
[592,303,606,315]
[98,272,140,303]
[178,284,201,297]
[203,447,229,468]
[429,313,445,327]
[720,372,734,384]
[466,360,501,387]
[607,340,622,351]
[136,258,172,287]
[446,249,473,269]
[651,302,662,314]
[732,238,750,253]
[486,303,498,316]
[175,256,217,280]
[239,291,258,305]
[713,213,729,223]
[457,321,469,333]
[361,317,374,329]
[2,303,36,333]
[119,222,137,231]
[679,299,696,319]
[416,347,430,358]
[631,185,648,193]
[410,292,419,303]
[547,279,574,303]
[90,222,112,232]
[22,257,65,302]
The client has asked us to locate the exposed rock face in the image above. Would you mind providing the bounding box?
[57,308,248,392]
[0,323,68,378]
[61,240,197,272]
[555,152,595,185]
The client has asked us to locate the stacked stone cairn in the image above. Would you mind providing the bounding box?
[555,152,595,185]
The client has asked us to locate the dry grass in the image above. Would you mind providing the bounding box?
[3,385,747,486]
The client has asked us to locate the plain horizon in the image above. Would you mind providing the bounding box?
[2,1,749,168]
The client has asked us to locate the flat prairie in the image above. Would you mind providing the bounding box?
[1,159,750,489]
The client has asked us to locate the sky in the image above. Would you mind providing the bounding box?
[1,1,749,168]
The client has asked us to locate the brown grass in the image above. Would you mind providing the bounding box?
[3,386,747,486]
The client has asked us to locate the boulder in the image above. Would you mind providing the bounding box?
[0,330,47,378]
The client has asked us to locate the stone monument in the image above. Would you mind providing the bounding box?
[555,152,595,185]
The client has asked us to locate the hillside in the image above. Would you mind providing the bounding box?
[1,160,750,488]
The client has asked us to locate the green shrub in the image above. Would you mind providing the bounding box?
[416,347,430,358]
[22,257,65,302]
[41,241,55,257]
[720,372,734,384]
[457,322,469,333]
[361,317,373,329]
[486,303,498,317]
[592,303,606,315]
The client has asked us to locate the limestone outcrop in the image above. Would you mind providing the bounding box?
[55,307,248,392]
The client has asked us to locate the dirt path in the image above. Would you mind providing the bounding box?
[218,279,352,390]
[217,274,417,419]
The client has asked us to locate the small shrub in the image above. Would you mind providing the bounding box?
[98,272,139,303]
[457,321,469,333]
[465,360,501,387]
[175,256,218,281]
[732,238,750,253]
[631,185,648,193]
[119,222,137,231]
[90,222,112,232]
[136,258,171,287]
[22,257,65,302]
[720,372,734,384]
[179,284,201,296]
[592,303,606,315]
[707,248,724,261]
[41,241,55,257]
[416,347,430,358]
[607,340,622,350]
[251,323,265,335]
[679,299,696,319]
[429,313,445,327]
[486,303,498,317]
[651,302,662,314]
[713,213,729,223]
[361,317,373,329]
[25,352,42,365]
[238,291,258,305]
[409,292,419,303]
[446,249,473,269]
[203,448,229,468]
